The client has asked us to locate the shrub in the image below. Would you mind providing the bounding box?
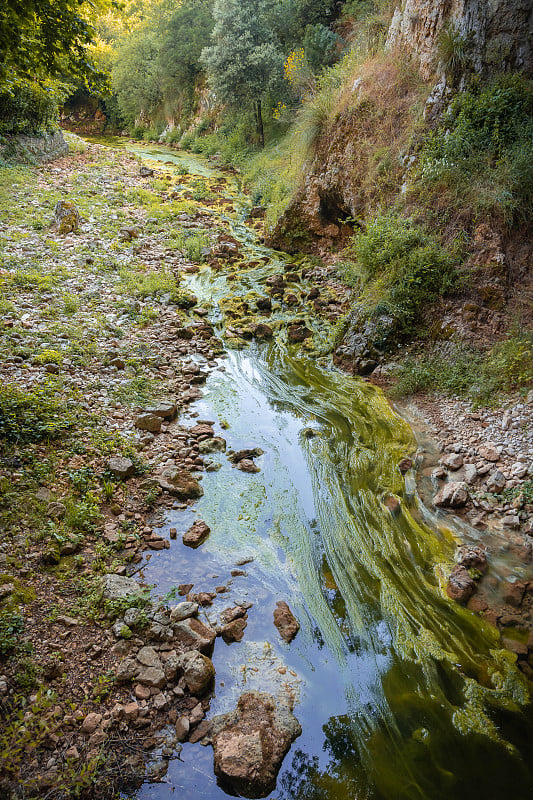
[391,333,533,404]
[0,385,75,449]
[347,212,459,330]
[0,611,24,656]
[0,78,68,136]
[418,75,533,224]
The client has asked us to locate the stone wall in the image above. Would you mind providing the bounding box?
[0,130,68,164]
[386,0,533,79]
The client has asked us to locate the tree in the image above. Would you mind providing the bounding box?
[202,0,284,146]
[0,0,97,88]
[158,0,214,103]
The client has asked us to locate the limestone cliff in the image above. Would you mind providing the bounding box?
[387,0,533,80]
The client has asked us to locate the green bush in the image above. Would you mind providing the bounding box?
[419,75,533,223]
[348,213,459,330]
[0,78,68,135]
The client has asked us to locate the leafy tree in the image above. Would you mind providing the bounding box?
[112,26,163,125]
[202,0,284,146]
[158,0,214,103]
[0,0,97,88]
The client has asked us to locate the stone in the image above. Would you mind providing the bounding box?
[189,719,212,744]
[172,618,217,655]
[0,584,14,600]
[135,666,166,688]
[486,470,506,493]
[46,501,66,519]
[183,520,211,548]
[81,713,102,735]
[144,402,177,420]
[478,444,501,462]
[134,413,162,433]
[189,702,205,727]
[199,437,227,454]
[433,482,469,508]
[250,323,273,340]
[102,574,142,601]
[441,453,464,471]
[237,458,260,473]
[107,456,135,479]
[455,546,488,574]
[222,618,247,643]
[501,514,521,529]
[115,658,139,683]
[140,165,154,177]
[220,606,247,624]
[228,448,264,464]
[54,201,80,234]
[157,468,203,499]
[175,716,190,742]
[136,646,162,669]
[177,651,215,695]
[383,494,401,516]
[134,684,151,701]
[398,457,413,474]
[211,692,301,799]
[273,601,300,643]
[463,464,478,485]
[446,565,477,604]
[502,581,526,608]
[169,602,199,622]
[287,324,312,343]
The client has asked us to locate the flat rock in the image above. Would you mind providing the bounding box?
[135,413,162,433]
[173,617,217,655]
[273,601,299,643]
[170,602,199,622]
[486,470,506,493]
[183,520,211,548]
[157,468,204,499]
[237,459,261,473]
[211,692,301,798]
[136,646,162,669]
[144,402,177,420]
[433,482,469,508]
[455,545,488,574]
[102,574,142,601]
[222,618,247,643]
[478,444,501,462]
[107,456,135,479]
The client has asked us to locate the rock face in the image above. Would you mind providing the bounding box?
[386,0,533,81]
[211,692,301,799]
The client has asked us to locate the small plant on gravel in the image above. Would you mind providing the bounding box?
[0,611,24,656]
[0,384,75,450]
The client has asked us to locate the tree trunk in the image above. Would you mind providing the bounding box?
[255,99,264,148]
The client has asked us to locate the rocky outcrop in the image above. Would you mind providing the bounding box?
[386,0,533,80]
[0,130,68,164]
[211,692,301,798]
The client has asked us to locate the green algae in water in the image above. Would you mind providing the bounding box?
[116,139,533,800]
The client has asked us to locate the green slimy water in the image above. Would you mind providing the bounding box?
[96,139,533,799]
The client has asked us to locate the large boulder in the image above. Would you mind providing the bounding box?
[211,692,301,798]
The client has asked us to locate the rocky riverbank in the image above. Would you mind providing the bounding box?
[0,142,304,798]
[391,388,533,680]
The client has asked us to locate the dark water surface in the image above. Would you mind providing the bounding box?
[95,140,533,800]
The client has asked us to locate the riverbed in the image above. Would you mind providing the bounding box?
[106,140,533,800]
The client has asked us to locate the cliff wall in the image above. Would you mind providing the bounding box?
[387,0,533,80]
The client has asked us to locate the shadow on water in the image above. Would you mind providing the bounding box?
[97,139,533,800]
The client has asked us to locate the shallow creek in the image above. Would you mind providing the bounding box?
[103,141,533,799]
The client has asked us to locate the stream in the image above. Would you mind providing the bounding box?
[100,141,533,799]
